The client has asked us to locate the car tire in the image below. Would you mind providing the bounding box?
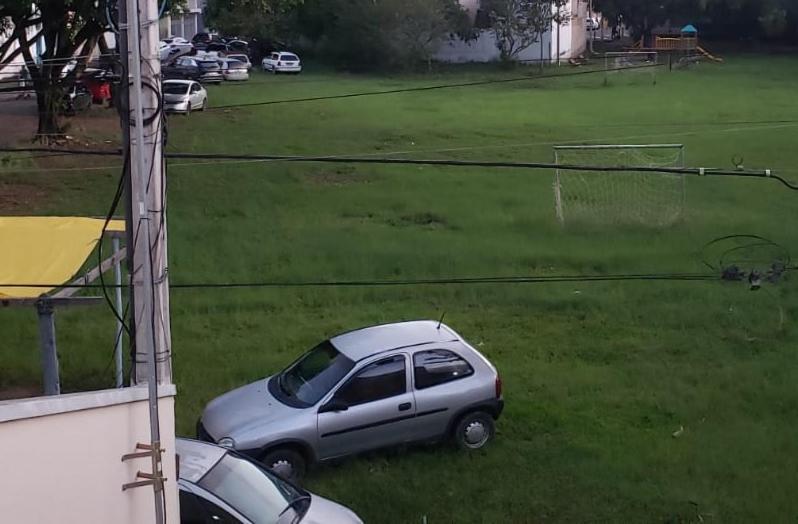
[199,98,207,111]
[261,448,306,483]
[453,411,495,450]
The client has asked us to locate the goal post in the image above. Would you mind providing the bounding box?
[604,51,659,85]
[553,144,686,227]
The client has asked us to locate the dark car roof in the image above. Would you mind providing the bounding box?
[330,320,459,362]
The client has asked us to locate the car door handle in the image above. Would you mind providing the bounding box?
[398,402,412,412]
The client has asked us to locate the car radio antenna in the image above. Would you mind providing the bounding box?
[437,312,446,330]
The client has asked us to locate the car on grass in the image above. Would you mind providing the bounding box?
[163,80,207,114]
[261,52,302,74]
[198,320,503,482]
[228,54,253,70]
[164,56,222,84]
[219,58,250,81]
[177,438,362,524]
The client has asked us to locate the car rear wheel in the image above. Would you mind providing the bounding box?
[261,448,306,483]
[199,98,207,111]
[453,411,495,450]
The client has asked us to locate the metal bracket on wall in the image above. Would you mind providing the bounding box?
[121,442,167,492]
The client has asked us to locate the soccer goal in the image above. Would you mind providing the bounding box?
[553,144,686,227]
[604,51,659,85]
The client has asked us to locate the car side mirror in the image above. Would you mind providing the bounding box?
[319,399,349,414]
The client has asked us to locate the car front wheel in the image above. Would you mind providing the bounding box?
[261,448,306,483]
[453,411,495,450]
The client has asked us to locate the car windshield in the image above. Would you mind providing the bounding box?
[281,54,299,61]
[198,452,308,524]
[163,83,189,95]
[278,341,354,406]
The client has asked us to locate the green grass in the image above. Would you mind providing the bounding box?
[3,55,798,522]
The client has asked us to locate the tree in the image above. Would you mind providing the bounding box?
[294,0,471,71]
[204,0,304,45]
[0,0,109,140]
[483,0,568,62]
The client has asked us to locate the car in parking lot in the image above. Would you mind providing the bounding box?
[219,58,249,81]
[261,51,302,74]
[227,54,252,70]
[177,438,362,524]
[163,79,207,114]
[163,56,222,84]
[198,320,503,482]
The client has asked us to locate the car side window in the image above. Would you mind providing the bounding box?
[191,83,200,93]
[413,350,474,390]
[179,489,240,524]
[335,355,406,406]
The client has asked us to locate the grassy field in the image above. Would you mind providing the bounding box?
[2,55,798,522]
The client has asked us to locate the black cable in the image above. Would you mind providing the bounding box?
[205,63,664,111]
[0,271,738,290]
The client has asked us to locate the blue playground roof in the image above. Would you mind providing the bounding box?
[681,24,698,34]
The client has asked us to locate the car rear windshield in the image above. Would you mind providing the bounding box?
[281,54,299,61]
[199,452,307,524]
[277,340,354,407]
[163,83,189,95]
[227,61,246,69]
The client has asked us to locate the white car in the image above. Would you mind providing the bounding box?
[261,51,302,74]
[227,53,252,70]
[160,38,193,62]
[177,438,362,524]
[162,79,207,114]
[219,58,250,81]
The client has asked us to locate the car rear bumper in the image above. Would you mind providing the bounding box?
[200,73,223,83]
[164,102,189,113]
[275,65,302,73]
[224,72,249,81]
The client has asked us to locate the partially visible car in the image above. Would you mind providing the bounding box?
[62,81,92,115]
[177,438,363,524]
[161,36,194,61]
[198,320,504,483]
[196,58,224,84]
[163,79,207,114]
[227,54,252,70]
[163,56,201,80]
[219,59,250,81]
[261,51,302,74]
[225,39,250,54]
[192,32,222,50]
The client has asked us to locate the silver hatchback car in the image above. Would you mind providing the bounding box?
[198,321,504,481]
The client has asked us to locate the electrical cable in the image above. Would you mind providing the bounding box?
[204,63,665,111]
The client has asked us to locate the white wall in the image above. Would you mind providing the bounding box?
[0,386,179,524]
[551,0,588,62]
[435,30,552,64]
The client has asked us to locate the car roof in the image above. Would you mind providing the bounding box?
[163,79,193,85]
[176,438,227,483]
[330,320,459,362]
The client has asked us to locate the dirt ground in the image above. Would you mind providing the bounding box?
[0,93,122,148]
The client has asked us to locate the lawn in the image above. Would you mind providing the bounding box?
[2,55,798,522]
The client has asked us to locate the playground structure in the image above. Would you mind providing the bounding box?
[631,24,723,64]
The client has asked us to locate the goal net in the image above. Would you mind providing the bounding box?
[553,144,686,227]
[604,51,659,85]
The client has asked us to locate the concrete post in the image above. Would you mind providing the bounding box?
[36,299,60,396]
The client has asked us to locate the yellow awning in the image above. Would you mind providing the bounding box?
[0,217,125,299]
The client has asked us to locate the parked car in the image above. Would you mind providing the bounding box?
[198,320,504,482]
[191,32,222,50]
[219,59,250,81]
[177,438,363,524]
[164,56,222,84]
[225,39,250,54]
[160,36,194,61]
[206,42,231,54]
[261,51,302,74]
[163,79,207,114]
[227,54,252,70]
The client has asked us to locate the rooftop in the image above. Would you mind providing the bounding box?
[330,320,459,362]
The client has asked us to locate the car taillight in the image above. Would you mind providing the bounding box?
[495,374,502,398]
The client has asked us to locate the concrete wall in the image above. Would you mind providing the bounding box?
[0,386,179,524]
[435,30,552,64]
[551,0,588,62]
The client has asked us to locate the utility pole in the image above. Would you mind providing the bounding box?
[122,0,171,519]
[589,0,594,54]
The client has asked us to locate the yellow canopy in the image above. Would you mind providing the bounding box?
[0,217,125,299]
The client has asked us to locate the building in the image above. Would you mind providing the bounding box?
[435,0,588,64]
[160,0,207,39]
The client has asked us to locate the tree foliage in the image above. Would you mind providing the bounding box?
[0,0,110,139]
[593,0,798,41]
[295,0,472,71]
[204,0,303,43]
[482,0,568,61]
